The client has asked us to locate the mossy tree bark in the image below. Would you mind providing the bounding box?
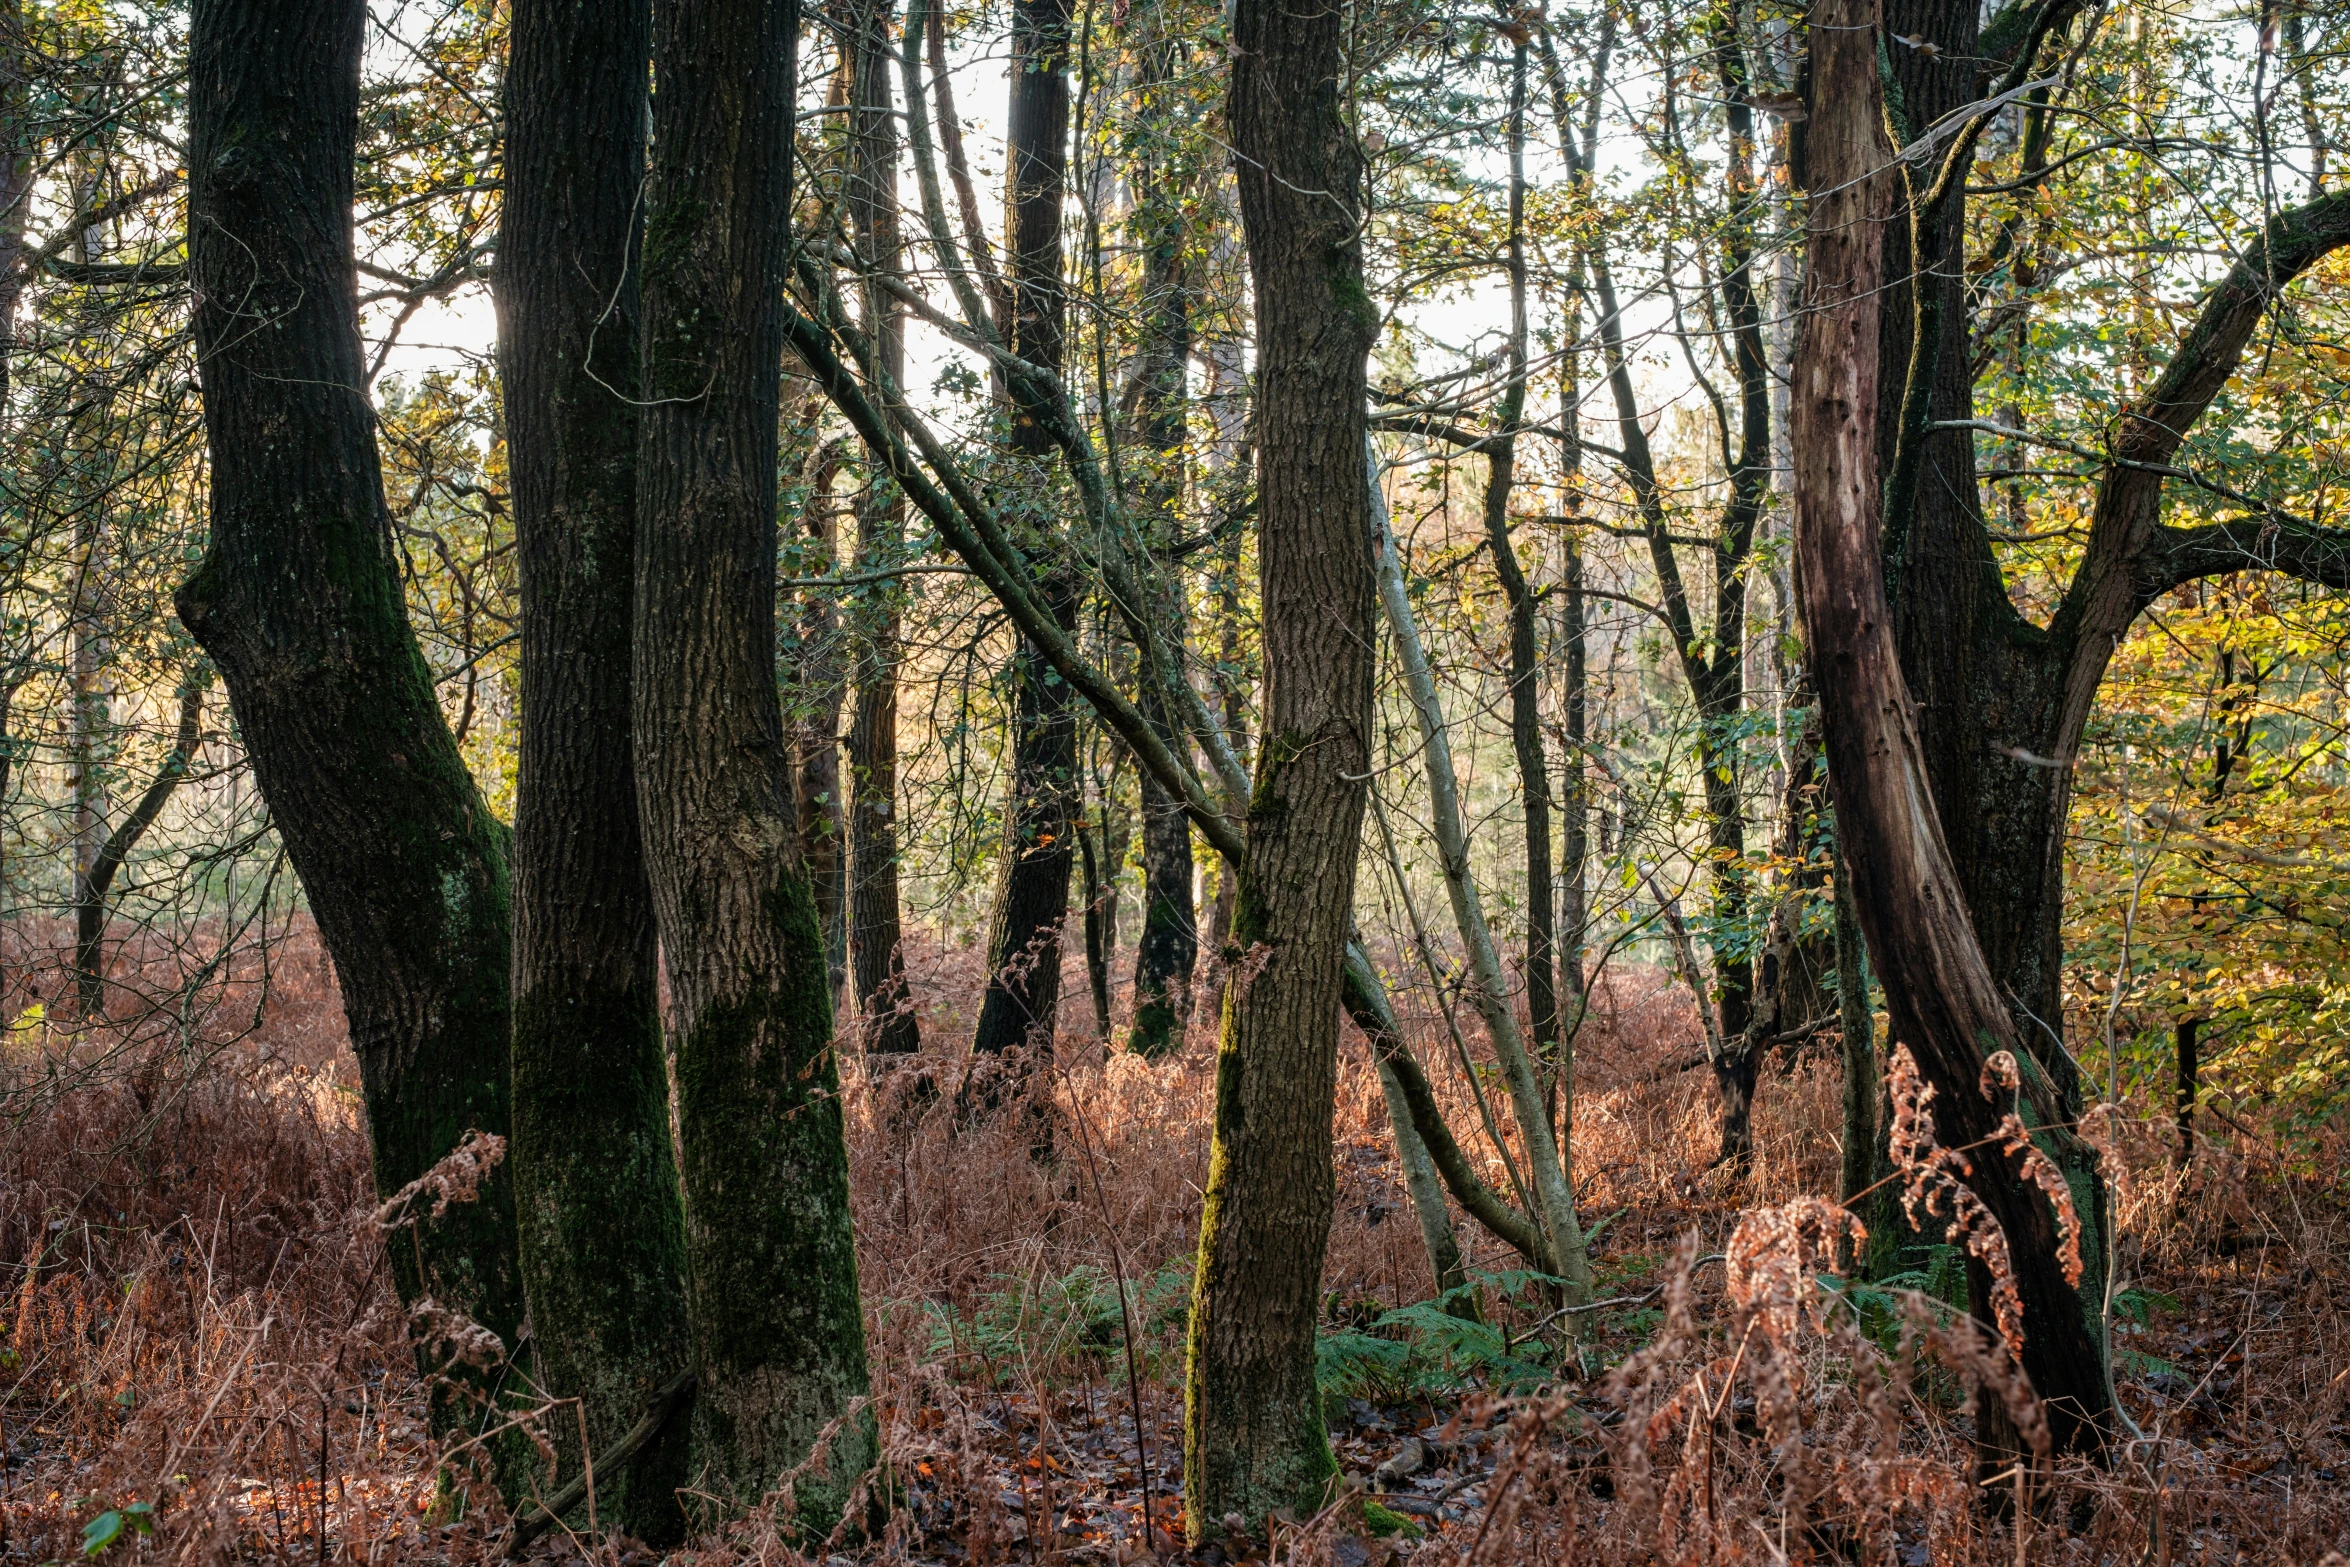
[498,0,694,1541]
[179,0,526,1440]
[1183,0,1376,1537]
[969,0,1080,1067]
[635,0,874,1525]
[843,0,921,1057]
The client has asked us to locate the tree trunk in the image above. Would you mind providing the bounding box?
[1125,19,1198,1061]
[1131,692,1196,1057]
[635,0,873,1525]
[180,0,525,1438]
[1183,0,1378,1532]
[2174,1017,2198,1170]
[1789,0,2112,1462]
[75,673,203,1014]
[1374,455,1591,1297]
[1833,853,1878,1209]
[969,0,1079,1067]
[1079,799,1112,1038]
[793,499,849,997]
[499,0,694,1538]
[68,567,110,1018]
[1480,41,1555,1065]
[843,0,920,1057]
[1555,534,1588,1147]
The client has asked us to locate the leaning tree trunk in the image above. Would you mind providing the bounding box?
[180,0,526,1437]
[1789,0,2111,1461]
[1182,0,1379,1537]
[75,672,203,1014]
[968,0,1080,1068]
[843,0,920,1057]
[635,0,873,1526]
[498,0,693,1540]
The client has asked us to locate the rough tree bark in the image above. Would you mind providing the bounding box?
[635,0,874,1524]
[1183,0,1378,1535]
[969,0,1081,1066]
[1126,15,1199,1058]
[499,0,694,1538]
[180,0,525,1437]
[843,0,921,1057]
[1790,0,2112,1460]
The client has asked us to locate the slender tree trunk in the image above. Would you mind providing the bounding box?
[1079,796,1112,1037]
[0,0,24,906]
[1790,0,2111,1460]
[2174,1017,2198,1170]
[180,0,525,1439]
[0,0,26,435]
[635,0,874,1524]
[1131,736,1195,1054]
[844,0,920,1057]
[1480,41,1555,1066]
[499,0,694,1538]
[793,499,849,997]
[969,0,1079,1066]
[1183,0,1378,1533]
[1126,21,1198,1059]
[75,673,202,1013]
[1833,854,1876,1208]
[68,562,109,1016]
[1374,463,1591,1297]
[1555,535,1588,1147]
[1203,515,1247,1016]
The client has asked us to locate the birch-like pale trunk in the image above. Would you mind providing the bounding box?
[1369,444,1591,1301]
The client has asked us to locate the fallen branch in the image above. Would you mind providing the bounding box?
[505,1371,695,1554]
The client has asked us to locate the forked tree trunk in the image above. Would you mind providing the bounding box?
[635,0,873,1524]
[180,0,525,1439]
[1789,0,2111,1460]
[499,0,693,1539]
[843,0,921,1057]
[1183,0,1378,1536]
[969,0,1079,1068]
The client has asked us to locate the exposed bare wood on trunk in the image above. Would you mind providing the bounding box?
[1790,0,2111,1460]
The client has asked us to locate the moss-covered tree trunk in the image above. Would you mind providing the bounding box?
[968,0,1080,1067]
[498,0,694,1541]
[179,0,525,1436]
[635,0,874,1526]
[1183,0,1376,1536]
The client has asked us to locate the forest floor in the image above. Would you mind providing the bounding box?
[3,923,2348,1564]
